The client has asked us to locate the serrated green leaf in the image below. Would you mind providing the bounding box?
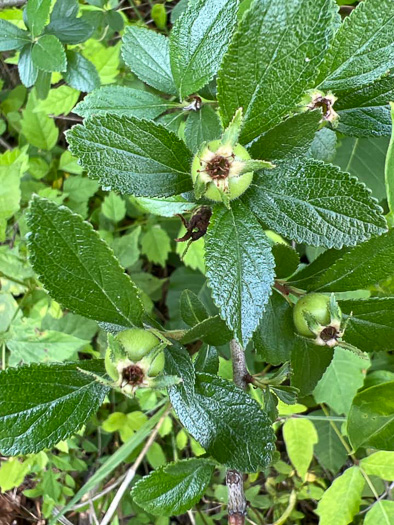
[112,228,140,269]
[34,85,79,116]
[314,347,370,415]
[21,103,59,150]
[361,451,394,481]
[308,127,337,163]
[348,381,394,451]
[32,34,67,73]
[67,115,193,198]
[0,360,109,456]
[248,111,321,162]
[205,200,275,346]
[18,44,38,88]
[336,74,394,137]
[74,86,173,120]
[309,229,394,292]
[218,0,337,145]
[25,0,51,37]
[291,337,334,397]
[122,26,177,96]
[253,291,294,366]
[165,347,275,471]
[63,50,100,93]
[283,418,318,479]
[315,467,365,525]
[63,176,98,201]
[45,1,93,45]
[180,289,208,326]
[170,0,238,100]
[184,105,223,153]
[0,147,28,220]
[312,409,348,474]
[243,159,386,248]
[180,315,233,346]
[26,196,144,327]
[364,501,394,525]
[141,225,171,267]
[317,0,394,91]
[132,458,214,516]
[0,19,30,51]
[135,196,195,218]
[101,192,126,223]
[340,297,394,352]
[194,346,219,375]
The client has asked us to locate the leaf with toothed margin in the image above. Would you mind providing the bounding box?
[26,196,144,327]
[66,115,193,197]
[0,360,109,456]
[242,159,386,249]
[205,200,275,347]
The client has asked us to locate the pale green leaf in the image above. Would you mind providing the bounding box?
[34,86,80,116]
[283,418,318,479]
[82,40,120,85]
[141,225,171,267]
[101,193,126,223]
[360,451,394,481]
[21,106,59,150]
[364,501,394,525]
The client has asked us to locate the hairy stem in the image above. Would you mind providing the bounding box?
[227,339,248,525]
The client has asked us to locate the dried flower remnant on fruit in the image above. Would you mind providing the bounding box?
[176,206,212,243]
[305,90,338,123]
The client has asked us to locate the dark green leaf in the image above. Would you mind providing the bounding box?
[317,0,394,91]
[243,159,386,248]
[272,244,300,279]
[308,128,337,163]
[165,347,275,471]
[180,289,209,326]
[184,105,223,153]
[0,360,109,455]
[171,0,188,23]
[218,0,337,145]
[26,196,144,327]
[309,229,394,292]
[45,18,94,45]
[180,316,233,346]
[25,0,51,37]
[132,458,214,516]
[253,291,294,366]
[205,200,275,346]
[0,20,31,51]
[334,137,390,201]
[194,346,219,375]
[122,26,177,96]
[31,34,67,73]
[170,0,238,99]
[348,381,394,451]
[291,337,334,397]
[336,74,394,137]
[63,50,100,92]
[74,86,173,120]
[50,0,79,19]
[248,111,321,162]
[35,70,51,99]
[340,297,394,352]
[67,115,193,197]
[311,410,348,474]
[18,44,38,88]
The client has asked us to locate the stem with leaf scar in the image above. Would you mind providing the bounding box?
[227,339,249,525]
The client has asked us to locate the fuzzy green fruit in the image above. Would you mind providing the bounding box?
[147,351,165,377]
[116,328,159,362]
[293,294,333,337]
[191,140,253,202]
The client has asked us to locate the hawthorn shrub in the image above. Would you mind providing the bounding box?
[1,0,394,524]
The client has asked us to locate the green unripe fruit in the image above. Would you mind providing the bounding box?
[192,140,253,202]
[147,351,165,377]
[293,294,334,337]
[115,328,159,362]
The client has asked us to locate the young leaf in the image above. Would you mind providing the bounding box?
[340,297,394,352]
[336,74,394,137]
[31,34,67,73]
[309,229,394,292]
[18,44,38,88]
[0,360,109,456]
[205,200,275,347]
[101,193,126,223]
[308,128,337,163]
[122,26,177,96]
[283,419,318,479]
[33,85,79,117]
[364,501,394,525]
[317,0,394,91]
[217,0,337,145]
[0,20,31,51]
[315,467,365,525]
[26,196,144,327]
[313,347,369,415]
[25,0,51,38]
[132,458,215,516]
[66,115,193,197]
[348,381,394,451]
[312,409,348,474]
[21,106,59,150]
[180,289,209,327]
[170,0,238,100]
[165,347,275,472]
[74,86,173,120]
[141,225,171,267]
[180,315,233,346]
[63,50,100,92]
[242,159,386,249]
[184,105,223,154]
[360,451,394,481]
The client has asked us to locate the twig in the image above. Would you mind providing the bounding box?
[0,0,26,7]
[0,136,12,150]
[99,405,171,525]
[187,510,196,525]
[227,340,249,525]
